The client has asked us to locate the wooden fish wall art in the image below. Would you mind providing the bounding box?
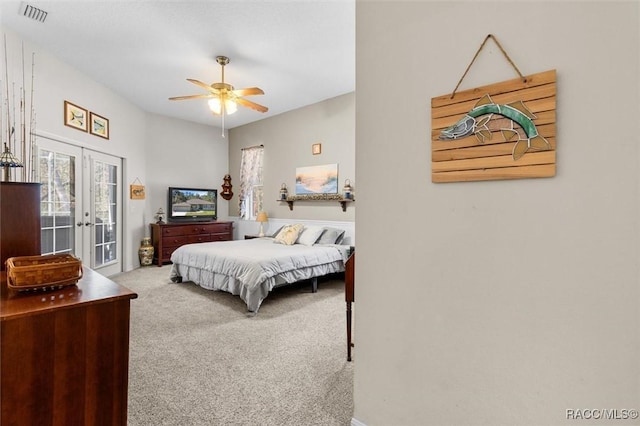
[431,69,556,183]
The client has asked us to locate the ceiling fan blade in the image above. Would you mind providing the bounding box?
[187,78,218,93]
[232,87,264,97]
[168,94,213,101]
[236,97,269,113]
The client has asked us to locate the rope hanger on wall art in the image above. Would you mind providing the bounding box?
[449,34,526,99]
[431,34,557,183]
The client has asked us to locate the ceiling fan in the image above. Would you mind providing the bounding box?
[169,56,268,134]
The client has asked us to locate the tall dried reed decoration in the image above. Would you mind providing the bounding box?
[1,34,36,182]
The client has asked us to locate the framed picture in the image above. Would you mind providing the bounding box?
[312,143,322,155]
[89,112,109,139]
[130,184,145,200]
[295,163,338,195]
[64,101,88,132]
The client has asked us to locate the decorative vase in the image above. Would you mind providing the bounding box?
[138,237,154,266]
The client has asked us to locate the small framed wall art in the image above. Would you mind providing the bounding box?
[89,112,109,139]
[130,184,145,200]
[312,143,322,155]
[64,101,88,132]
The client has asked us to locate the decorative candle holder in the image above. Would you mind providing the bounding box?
[279,183,288,200]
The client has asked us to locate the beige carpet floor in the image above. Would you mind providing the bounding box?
[112,265,354,426]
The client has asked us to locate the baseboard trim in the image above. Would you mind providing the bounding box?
[351,417,367,426]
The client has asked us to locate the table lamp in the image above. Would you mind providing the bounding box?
[256,211,268,237]
[155,208,165,224]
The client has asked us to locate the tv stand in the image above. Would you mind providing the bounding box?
[150,221,233,266]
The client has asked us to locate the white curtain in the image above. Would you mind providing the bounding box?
[238,145,264,220]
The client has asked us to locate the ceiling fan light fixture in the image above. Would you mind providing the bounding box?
[208,97,238,115]
[208,98,222,114]
[225,98,238,114]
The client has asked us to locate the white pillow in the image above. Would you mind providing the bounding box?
[316,227,345,245]
[270,226,284,237]
[296,225,326,246]
[274,224,304,245]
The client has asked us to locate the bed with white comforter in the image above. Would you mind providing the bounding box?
[169,237,349,313]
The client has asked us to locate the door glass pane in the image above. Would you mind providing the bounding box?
[39,149,75,255]
[93,161,117,267]
[104,241,116,263]
[95,223,104,244]
[41,228,53,253]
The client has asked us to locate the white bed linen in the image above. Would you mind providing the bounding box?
[169,237,349,312]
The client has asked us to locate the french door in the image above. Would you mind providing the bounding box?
[38,138,123,276]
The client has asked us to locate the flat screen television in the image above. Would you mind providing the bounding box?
[168,187,217,222]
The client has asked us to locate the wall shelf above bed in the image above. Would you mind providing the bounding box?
[277,195,354,212]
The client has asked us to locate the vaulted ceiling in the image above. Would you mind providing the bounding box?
[0,1,355,129]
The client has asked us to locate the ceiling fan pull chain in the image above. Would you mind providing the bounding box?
[221,108,225,138]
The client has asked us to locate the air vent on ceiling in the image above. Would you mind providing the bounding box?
[19,2,48,23]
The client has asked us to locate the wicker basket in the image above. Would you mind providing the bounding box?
[6,254,83,291]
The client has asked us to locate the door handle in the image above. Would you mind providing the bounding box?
[77,222,83,227]
[84,222,94,227]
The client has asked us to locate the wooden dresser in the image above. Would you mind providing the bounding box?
[150,221,233,266]
[0,182,41,270]
[1,267,138,426]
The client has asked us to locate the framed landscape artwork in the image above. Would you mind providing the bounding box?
[295,163,338,195]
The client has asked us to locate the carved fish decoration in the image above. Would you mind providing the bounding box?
[438,94,551,160]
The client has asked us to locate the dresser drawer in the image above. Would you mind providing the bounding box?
[199,223,232,234]
[187,234,213,244]
[210,233,230,241]
[161,226,191,237]
[161,235,191,246]
[187,225,214,235]
[159,246,179,259]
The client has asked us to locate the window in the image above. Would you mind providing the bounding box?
[239,145,264,220]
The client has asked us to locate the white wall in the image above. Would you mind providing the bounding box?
[144,112,230,232]
[354,2,639,425]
